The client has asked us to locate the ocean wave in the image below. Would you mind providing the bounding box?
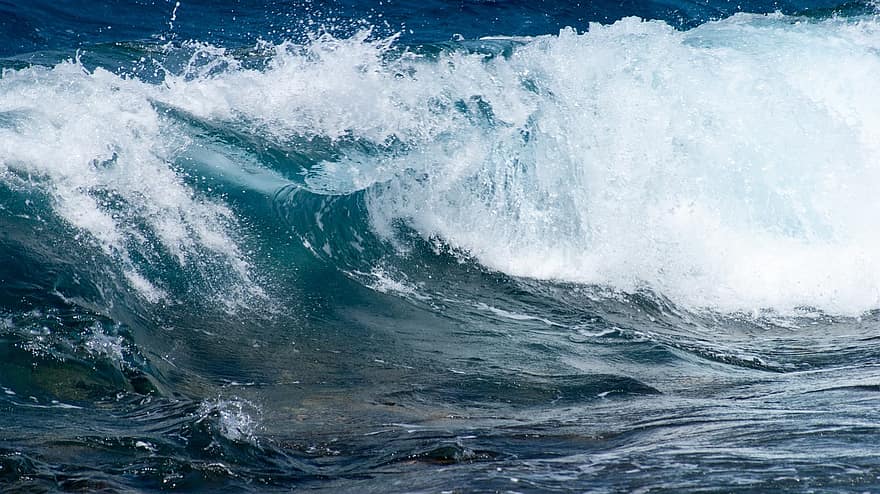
[3,13,880,315]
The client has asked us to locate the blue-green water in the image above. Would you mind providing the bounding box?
[3,1,880,491]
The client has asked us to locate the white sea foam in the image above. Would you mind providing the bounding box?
[4,14,880,315]
[197,398,260,443]
[362,15,880,315]
[83,327,127,367]
[357,266,431,301]
[156,14,880,314]
[0,60,262,306]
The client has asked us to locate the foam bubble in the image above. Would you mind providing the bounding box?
[197,398,260,444]
[83,326,127,367]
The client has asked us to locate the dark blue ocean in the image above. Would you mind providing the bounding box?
[3,0,880,492]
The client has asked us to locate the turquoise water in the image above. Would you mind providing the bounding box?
[3,1,880,491]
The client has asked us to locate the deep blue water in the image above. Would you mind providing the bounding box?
[3,0,880,492]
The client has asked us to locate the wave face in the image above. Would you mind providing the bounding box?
[4,1,880,492]
[362,16,880,315]
[138,14,880,315]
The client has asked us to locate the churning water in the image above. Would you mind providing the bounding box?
[3,0,880,491]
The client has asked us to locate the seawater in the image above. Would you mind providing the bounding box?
[2,1,880,492]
